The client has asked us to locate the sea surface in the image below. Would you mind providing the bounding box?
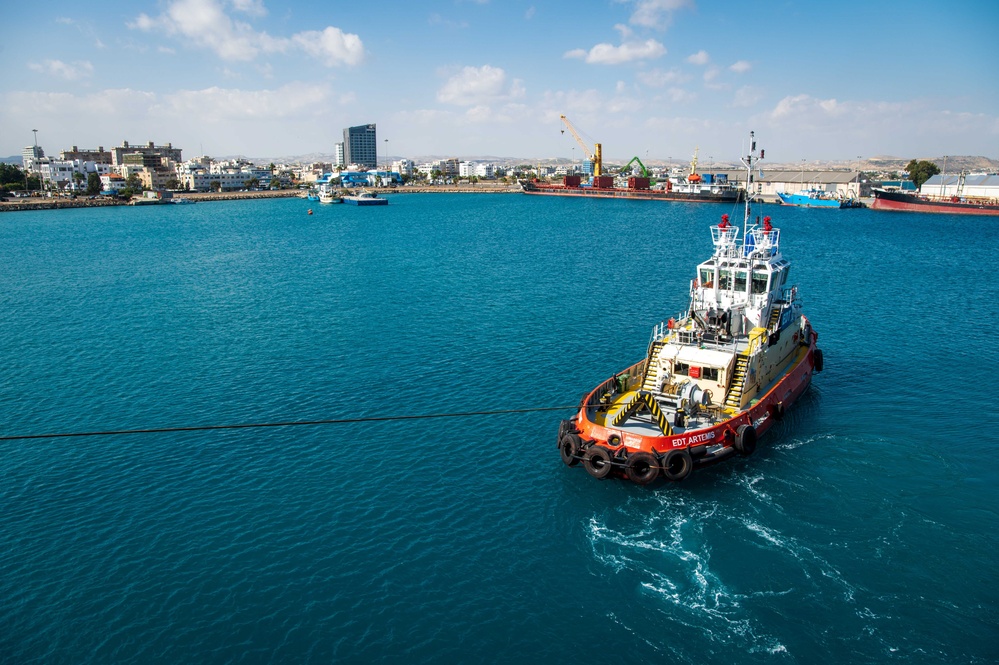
[1,194,997,664]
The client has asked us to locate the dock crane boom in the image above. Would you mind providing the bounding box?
[559,115,602,177]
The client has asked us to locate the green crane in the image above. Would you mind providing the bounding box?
[620,156,649,178]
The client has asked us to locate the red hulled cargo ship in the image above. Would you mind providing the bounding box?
[872,188,999,216]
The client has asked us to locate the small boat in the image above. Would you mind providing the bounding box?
[318,184,342,204]
[306,189,320,202]
[777,189,859,208]
[343,190,388,206]
[557,132,823,484]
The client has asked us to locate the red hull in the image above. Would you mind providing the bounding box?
[561,329,820,483]
[872,189,999,216]
[522,183,742,204]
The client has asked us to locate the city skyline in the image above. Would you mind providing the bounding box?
[2,0,998,164]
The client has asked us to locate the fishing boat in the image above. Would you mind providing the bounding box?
[777,189,859,208]
[318,183,342,204]
[343,190,388,206]
[306,188,320,202]
[557,132,823,484]
[871,186,999,215]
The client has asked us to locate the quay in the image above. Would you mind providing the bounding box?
[0,183,520,213]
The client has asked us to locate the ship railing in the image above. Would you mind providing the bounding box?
[745,227,780,257]
[711,225,740,256]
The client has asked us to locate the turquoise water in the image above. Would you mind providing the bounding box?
[1,195,997,663]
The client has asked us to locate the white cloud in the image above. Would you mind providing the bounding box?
[229,0,267,17]
[564,38,666,65]
[437,65,525,106]
[292,27,364,66]
[686,50,710,65]
[129,0,364,66]
[730,60,751,74]
[525,7,536,19]
[733,86,764,108]
[28,59,94,81]
[636,67,687,88]
[630,0,693,30]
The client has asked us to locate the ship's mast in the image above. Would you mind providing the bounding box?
[740,131,763,239]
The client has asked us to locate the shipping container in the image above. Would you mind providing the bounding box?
[593,176,615,188]
[564,175,581,187]
[702,174,714,184]
[628,177,650,190]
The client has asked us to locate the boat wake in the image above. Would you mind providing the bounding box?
[585,479,870,658]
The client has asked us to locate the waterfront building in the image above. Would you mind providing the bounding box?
[392,159,414,177]
[100,173,126,194]
[111,140,182,168]
[334,142,346,168]
[342,124,377,169]
[22,144,44,173]
[60,146,112,165]
[918,173,999,199]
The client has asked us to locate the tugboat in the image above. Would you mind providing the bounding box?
[557,132,823,484]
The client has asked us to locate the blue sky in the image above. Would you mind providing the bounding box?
[2,0,997,164]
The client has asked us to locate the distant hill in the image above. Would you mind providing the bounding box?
[1,155,22,166]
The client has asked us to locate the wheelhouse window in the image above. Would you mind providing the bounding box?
[751,271,769,294]
[734,271,748,292]
[718,270,732,290]
[674,362,689,376]
[702,367,719,381]
[699,268,715,287]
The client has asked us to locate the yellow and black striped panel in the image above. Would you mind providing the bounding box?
[641,392,673,436]
[611,391,644,427]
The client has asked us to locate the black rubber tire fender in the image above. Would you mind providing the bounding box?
[661,449,693,482]
[625,452,659,485]
[583,446,614,479]
[813,348,824,373]
[734,424,757,457]
[557,419,575,447]
[559,432,582,467]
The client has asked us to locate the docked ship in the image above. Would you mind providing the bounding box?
[871,187,999,215]
[318,183,342,204]
[777,189,860,208]
[520,127,742,204]
[519,174,743,204]
[557,132,823,484]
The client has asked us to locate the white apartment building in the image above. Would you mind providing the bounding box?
[392,159,414,177]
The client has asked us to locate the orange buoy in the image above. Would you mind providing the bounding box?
[307,209,313,215]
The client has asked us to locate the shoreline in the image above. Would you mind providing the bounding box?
[0,185,521,212]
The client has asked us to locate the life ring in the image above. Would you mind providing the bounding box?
[583,446,614,479]
[559,432,582,467]
[661,449,692,482]
[813,348,824,373]
[625,452,659,485]
[734,424,757,457]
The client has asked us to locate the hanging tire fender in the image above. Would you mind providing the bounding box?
[625,452,659,485]
[559,432,582,467]
[557,419,577,448]
[813,348,824,373]
[583,446,614,479]
[734,424,757,457]
[661,449,693,482]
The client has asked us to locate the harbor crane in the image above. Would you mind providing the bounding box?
[559,115,602,177]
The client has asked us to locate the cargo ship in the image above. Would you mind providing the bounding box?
[519,173,743,204]
[556,132,822,484]
[871,188,999,215]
